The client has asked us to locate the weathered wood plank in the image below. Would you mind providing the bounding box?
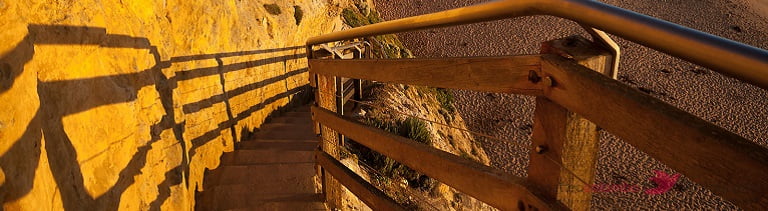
[529,97,598,210]
[311,106,567,211]
[316,150,405,211]
[313,60,345,209]
[528,36,607,211]
[540,54,768,210]
[309,56,544,95]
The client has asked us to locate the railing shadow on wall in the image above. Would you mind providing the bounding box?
[0,24,310,210]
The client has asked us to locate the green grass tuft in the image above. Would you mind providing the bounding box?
[401,117,431,145]
[435,88,455,113]
[342,8,366,27]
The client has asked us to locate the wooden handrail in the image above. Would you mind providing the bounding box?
[310,53,768,209]
[312,106,567,211]
[309,56,544,95]
[309,1,768,209]
[315,150,405,211]
[539,54,768,210]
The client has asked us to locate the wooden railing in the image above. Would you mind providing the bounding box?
[306,0,768,210]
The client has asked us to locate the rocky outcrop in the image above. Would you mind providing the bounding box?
[0,0,350,210]
[353,84,492,210]
[361,84,491,165]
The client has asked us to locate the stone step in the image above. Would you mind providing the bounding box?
[294,105,311,112]
[223,201,328,211]
[280,111,311,118]
[253,129,316,140]
[220,149,315,166]
[200,181,320,201]
[204,164,317,188]
[268,116,313,124]
[198,189,324,210]
[236,140,318,151]
[258,123,314,132]
[197,104,326,210]
[244,139,317,143]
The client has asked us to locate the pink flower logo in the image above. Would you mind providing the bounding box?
[580,170,681,195]
[644,170,680,195]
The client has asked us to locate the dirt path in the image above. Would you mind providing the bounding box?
[373,0,768,209]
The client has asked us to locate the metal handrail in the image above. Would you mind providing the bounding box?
[307,0,768,89]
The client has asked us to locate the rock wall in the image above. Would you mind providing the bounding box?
[0,0,348,210]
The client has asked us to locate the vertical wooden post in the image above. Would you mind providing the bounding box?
[318,73,347,209]
[528,35,615,210]
[307,45,324,198]
[309,46,321,136]
[310,44,346,209]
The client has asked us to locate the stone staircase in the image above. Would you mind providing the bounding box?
[196,105,327,210]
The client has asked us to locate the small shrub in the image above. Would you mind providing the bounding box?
[435,88,455,113]
[293,6,303,25]
[342,4,383,28]
[364,118,399,134]
[342,8,366,27]
[349,117,437,193]
[400,117,431,145]
[263,4,281,15]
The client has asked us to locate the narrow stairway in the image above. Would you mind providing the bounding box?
[196,105,326,210]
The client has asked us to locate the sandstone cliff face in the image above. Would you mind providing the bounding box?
[0,0,348,210]
[362,84,491,165]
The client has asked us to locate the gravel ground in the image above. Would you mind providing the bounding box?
[373,0,768,209]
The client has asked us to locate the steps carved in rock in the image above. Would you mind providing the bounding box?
[197,105,326,211]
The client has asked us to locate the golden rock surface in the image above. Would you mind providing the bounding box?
[0,0,348,210]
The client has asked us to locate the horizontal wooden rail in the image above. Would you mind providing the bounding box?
[311,106,567,210]
[539,55,768,210]
[309,56,544,95]
[315,150,405,211]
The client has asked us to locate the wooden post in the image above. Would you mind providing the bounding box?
[310,45,346,209]
[317,72,347,209]
[308,45,325,200]
[528,35,615,210]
